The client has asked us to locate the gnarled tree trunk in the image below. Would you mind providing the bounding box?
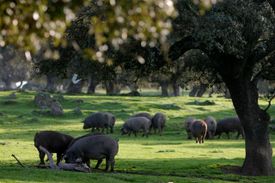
[225,77,273,176]
[45,74,56,92]
[87,79,98,94]
[3,79,12,90]
[172,81,181,96]
[105,80,121,95]
[160,82,169,96]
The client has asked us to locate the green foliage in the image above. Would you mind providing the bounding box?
[0,91,275,182]
[0,0,90,52]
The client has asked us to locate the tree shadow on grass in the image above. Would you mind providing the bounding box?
[2,157,273,183]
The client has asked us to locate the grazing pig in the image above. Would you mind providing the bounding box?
[83,112,116,133]
[204,116,217,139]
[131,112,153,122]
[190,120,207,143]
[121,117,151,137]
[64,134,119,171]
[184,117,195,139]
[151,112,166,135]
[34,131,74,165]
[67,132,103,148]
[215,117,244,139]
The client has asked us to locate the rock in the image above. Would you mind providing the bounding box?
[73,107,82,115]
[33,92,64,116]
[34,92,53,109]
[50,101,64,116]
[160,103,182,110]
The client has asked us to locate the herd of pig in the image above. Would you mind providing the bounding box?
[33,111,244,172]
[185,116,244,144]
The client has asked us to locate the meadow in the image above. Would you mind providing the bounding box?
[0,90,275,183]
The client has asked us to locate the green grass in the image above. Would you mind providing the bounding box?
[0,91,275,183]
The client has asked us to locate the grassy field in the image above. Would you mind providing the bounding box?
[0,91,275,183]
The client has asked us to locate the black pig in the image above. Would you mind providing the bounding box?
[64,134,119,171]
[215,117,244,139]
[34,131,74,165]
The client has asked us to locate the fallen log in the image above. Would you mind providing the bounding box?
[39,146,91,173]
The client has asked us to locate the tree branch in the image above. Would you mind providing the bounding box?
[251,36,275,63]
[169,36,200,61]
[11,154,25,168]
[38,146,91,173]
[264,91,275,112]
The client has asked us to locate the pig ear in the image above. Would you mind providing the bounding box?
[75,157,82,163]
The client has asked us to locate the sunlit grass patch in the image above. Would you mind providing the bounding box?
[0,91,274,182]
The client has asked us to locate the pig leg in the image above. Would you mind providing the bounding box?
[105,158,110,171]
[95,159,103,169]
[56,153,62,165]
[38,150,45,165]
[110,159,115,172]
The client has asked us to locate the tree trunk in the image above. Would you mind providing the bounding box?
[160,82,169,96]
[196,84,207,97]
[3,79,12,90]
[105,80,121,95]
[225,77,273,176]
[172,81,181,96]
[189,85,199,97]
[45,74,56,92]
[87,79,98,94]
[67,80,83,94]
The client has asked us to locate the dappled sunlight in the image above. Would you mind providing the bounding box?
[1,92,275,182]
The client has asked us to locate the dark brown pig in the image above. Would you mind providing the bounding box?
[215,117,244,139]
[190,120,207,144]
[64,134,119,172]
[34,131,74,165]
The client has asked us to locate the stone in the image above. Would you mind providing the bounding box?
[73,107,82,115]
[50,101,64,116]
[34,92,53,109]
